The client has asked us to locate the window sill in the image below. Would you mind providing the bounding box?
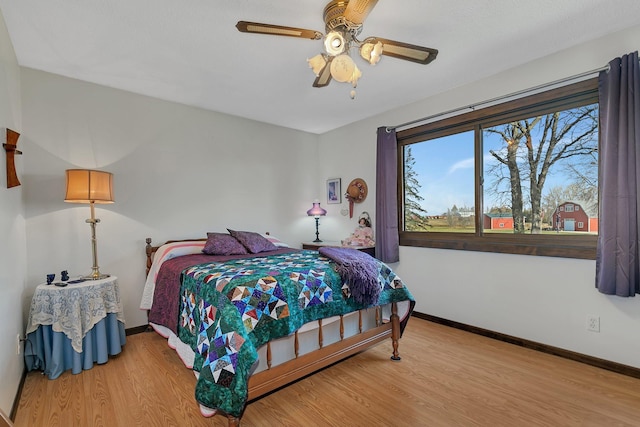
[399,233,597,259]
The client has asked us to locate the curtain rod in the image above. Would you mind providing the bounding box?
[385,64,610,133]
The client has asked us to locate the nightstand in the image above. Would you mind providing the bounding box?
[302,241,376,257]
[24,275,126,379]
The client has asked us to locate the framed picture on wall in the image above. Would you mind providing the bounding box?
[327,178,341,204]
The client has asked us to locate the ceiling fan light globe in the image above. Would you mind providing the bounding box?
[370,41,383,64]
[330,54,356,83]
[324,31,346,55]
[360,41,383,65]
[350,65,362,86]
[308,54,327,76]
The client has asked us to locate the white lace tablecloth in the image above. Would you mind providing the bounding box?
[26,276,125,353]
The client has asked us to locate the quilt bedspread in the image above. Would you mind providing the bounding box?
[176,249,414,418]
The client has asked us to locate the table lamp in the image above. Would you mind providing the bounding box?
[306,199,327,242]
[64,169,114,280]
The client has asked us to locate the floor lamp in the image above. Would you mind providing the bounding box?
[64,169,114,280]
[306,200,327,242]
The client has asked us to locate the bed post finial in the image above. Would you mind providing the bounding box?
[390,302,401,361]
[145,238,153,275]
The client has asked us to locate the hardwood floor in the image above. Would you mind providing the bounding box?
[14,318,640,426]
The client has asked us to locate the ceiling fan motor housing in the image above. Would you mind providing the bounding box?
[323,0,363,35]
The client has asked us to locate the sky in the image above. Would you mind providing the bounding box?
[408,131,475,216]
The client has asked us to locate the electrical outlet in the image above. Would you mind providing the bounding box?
[587,316,600,332]
[16,334,22,355]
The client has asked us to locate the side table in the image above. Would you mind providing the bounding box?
[24,275,126,379]
[302,241,376,258]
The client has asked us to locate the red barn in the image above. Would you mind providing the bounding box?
[483,213,514,230]
[552,201,598,233]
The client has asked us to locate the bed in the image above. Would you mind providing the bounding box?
[141,231,415,426]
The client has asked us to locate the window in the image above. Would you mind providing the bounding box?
[403,131,474,232]
[398,79,598,259]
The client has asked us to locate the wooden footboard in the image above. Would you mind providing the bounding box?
[247,302,400,400]
[145,238,403,427]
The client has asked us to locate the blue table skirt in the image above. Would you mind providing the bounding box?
[25,313,126,379]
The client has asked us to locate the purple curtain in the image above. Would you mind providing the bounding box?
[375,127,399,263]
[596,51,640,297]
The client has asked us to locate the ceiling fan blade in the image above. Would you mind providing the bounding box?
[236,21,322,40]
[368,37,438,65]
[313,57,333,88]
[343,0,379,25]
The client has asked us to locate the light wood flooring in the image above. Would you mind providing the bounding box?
[14,318,640,426]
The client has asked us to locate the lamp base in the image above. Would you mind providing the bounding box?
[83,272,110,281]
[313,217,322,243]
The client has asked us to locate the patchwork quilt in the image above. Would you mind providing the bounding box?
[173,250,414,418]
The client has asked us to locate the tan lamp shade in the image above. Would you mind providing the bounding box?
[64,169,114,204]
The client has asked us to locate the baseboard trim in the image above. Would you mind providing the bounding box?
[10,367,27,422]
[125,325,149,336]
[413,311,640,380]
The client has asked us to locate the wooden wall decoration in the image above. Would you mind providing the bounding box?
[3,128,21,188]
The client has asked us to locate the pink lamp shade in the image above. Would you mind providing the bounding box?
[306,200,327,217]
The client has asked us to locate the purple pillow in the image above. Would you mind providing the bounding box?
[202,232,248,255]
[227,229,278,254]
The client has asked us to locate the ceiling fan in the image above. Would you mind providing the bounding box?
[236,0,438,98]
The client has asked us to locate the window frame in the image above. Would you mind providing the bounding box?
[396,78,598,259]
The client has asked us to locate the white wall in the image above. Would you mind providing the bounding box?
[20,69,320,329]
[0,7,25,416]
[317,25,640,369]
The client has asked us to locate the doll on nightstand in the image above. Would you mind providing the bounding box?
[342,212,375,247]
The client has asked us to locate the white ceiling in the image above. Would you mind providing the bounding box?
[1,0,639,134]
